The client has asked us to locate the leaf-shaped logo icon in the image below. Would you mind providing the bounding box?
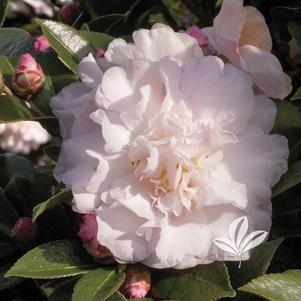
[213,216,268,268]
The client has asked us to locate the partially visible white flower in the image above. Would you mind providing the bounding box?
[201,0,292,99]
[0,121,50,154]
[22,0,54,17]
[51,24,289,269]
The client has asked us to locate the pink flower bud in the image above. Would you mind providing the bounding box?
[34,35,52,53]
[59,2,81,25]
[12,54,45,98]
[96,48,105,58]
[78,214,112,259]
[187,25,209,46]
[13,217,37,249]
[121,265,151,299]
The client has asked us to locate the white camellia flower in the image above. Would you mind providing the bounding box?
[51,24,289,269]
[0,121,50,154]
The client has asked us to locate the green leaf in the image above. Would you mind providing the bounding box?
[0,188,19,237]
[32,189,73,222]
[35,19,94,73]
[0,0,9,28]
[239,270,301,301]
[227,239,283,301]
[153,262,235,301]
[72,268,126,301]
[0,262,23,291]
[106,291,128,301]
[291,87,301,101]
[41,278,78,301]
[0,95,33,122]
[0,28,33,57]
[5,240,98,279]
[5,174,57,216]
[0,153,35,187]
[273,161,301,197]
[34,53,78,115]
[272,101,301,149]
[288,22,301,47]
[79,31,114,49]
[0,54,13,86]
[0,242,17,259]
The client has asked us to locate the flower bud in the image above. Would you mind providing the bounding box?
[78,214,112,259]
[12,53,45,98]
[121,265,151,299]
[34,35,52,53]
[96,48,105,58]
[0,72,4,94]
[13,217,37,249]
[59,2,81,25]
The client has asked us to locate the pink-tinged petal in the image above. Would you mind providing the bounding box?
[213,0,246,63]
[78,214,112,258]
[222,126,288,201]
[96,206,159,262]
[186,25,209,46]
[201,163,248,209]
[249,95,276,134]
[76,53,103,87]
[239,45,292,99]
[239,6,272,51]
[180,56,254,133]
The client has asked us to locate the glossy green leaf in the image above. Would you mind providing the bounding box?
[72,268,126,301]
[41,278,78,301]
[5,240,98,279]
[0,95,33,122]
[78,31,114,49]
[0,0,9,28]
[35,19,94,73]
[239,270,301,301]
[0,54,14,85]
[288,22,301,47]
[106,291,128,301]
[4,174,57,217]
[273,161,301,196]
[291,87,301,101]
[154,262,235,301]
[0,153,35,187]
[32,189,73,222]
[34,53,77,115]
[0,28,33,57]
[0,262,23,291]
[272,101,301,148]
[227,239,283,301]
